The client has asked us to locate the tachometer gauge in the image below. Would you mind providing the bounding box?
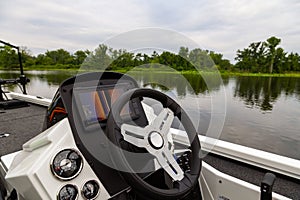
[51,149,83,180]
[82,180,100,200]
[57,184,78,200]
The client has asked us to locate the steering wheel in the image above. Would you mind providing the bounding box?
[106,88,201,200]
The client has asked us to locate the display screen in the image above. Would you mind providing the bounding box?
[75,84,133,125]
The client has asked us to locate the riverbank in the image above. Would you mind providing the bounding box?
[220,71,300,77]
[1,66,300,77]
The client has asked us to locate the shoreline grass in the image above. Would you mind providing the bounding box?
[1,66,300,77]
[220,71,300,77]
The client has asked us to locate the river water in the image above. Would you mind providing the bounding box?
[1,70,300,160]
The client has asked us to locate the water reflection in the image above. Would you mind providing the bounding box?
[233,76,300,111]
[130,72,300,112]
[1,70,300,111]
[0,70,76,98]
[129,71,226,97]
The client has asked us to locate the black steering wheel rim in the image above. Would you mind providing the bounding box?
[106,88,201,199]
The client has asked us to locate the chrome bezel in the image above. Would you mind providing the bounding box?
[50,148,84,181]
[81,180,101,200]
[57,184,79,200]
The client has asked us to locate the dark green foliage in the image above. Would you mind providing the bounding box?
[108,46,227,72]
[0,46,20,69]
[209,51,232,71]
[0,46,90,70]
[0,42,231,71]
[0,37,299,73]
[235,36,300,73]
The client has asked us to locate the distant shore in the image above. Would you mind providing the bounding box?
[1,66,300,77]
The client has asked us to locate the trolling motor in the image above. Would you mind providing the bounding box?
[0,40,30,108]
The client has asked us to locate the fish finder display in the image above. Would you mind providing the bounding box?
[76,84,133,125]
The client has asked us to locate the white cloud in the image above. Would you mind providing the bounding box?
[0,0,299,61]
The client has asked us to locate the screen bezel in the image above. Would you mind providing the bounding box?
[73,83,139,130]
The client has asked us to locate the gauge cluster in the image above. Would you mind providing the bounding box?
[51,149,83,180]
[4,118,110,199]
[51,149,101,200]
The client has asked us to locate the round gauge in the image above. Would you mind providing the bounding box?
[51,149,83,180]
[81,180,100,200]
[57,184,78,200]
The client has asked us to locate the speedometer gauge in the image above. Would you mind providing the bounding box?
[51,149,83,180]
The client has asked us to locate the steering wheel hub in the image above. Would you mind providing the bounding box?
[148,131,164,149]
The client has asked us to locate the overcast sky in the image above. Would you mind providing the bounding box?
[0,0,299,62]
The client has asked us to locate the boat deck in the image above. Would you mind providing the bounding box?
[0,104,299,199]
[0,104,46,156]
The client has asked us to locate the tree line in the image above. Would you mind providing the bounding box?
[81,44,232,71]
[235,36,300,73]
[0,46,90,69]
[0,36,299,73]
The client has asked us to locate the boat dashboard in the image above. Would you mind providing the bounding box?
[58,72,201,199]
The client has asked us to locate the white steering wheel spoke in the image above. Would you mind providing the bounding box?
[174,149,191,155]
[151,108,174,136]
[121,123,147,148]
[156,148,184,181]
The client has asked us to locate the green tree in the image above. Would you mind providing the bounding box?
[0,45,36,69]
[235,42,266,72]
[109,48,126,60]
[158,51,176,67]
[178,47,193,70]
[0,46,19,69]
[45,49,73,65]
[20,47,35,67]
[178,47,189,60]
[189,48,213,70]
[110,52,134,69]
[133,53,144,67]
[234,37,288,73]
[73,50,88,65]
[264,36,281,73]
[35,54,52,65]
[286,53,300,71]
[84,44,112,69]
[209,51,232,71]
[272,47,286,73]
